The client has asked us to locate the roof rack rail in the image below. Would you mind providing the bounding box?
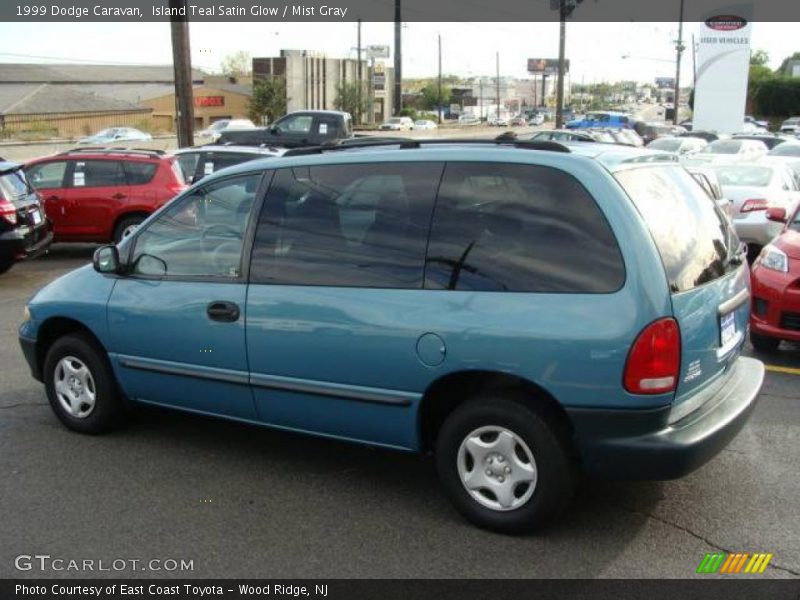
[58,147,166,157]
[282,138,571,157]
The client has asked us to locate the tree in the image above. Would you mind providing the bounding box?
[420,84,452,110]
[333,81,367,123]
[248,77,287,125]
[776,52,800,76]
[750,49,770,67]
[220,51,252,78]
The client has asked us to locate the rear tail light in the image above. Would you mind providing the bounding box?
[624,318,681,395]
[167,183,188,196]
[740,198,768,213]
[0,198,17,225]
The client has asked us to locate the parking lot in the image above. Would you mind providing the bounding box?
[1,245,798,579]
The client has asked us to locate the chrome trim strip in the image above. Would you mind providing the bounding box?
[718,288,749,316]
[116,355,249,386]
[249,372,417,407]
[669,365,731,425]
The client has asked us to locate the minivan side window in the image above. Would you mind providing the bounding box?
[250,162,444,288]
[425,163,625,293]
[131,173,262,278]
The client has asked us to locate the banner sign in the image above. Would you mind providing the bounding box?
[692,9,753,133]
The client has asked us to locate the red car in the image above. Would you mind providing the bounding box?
[750,204,800,351]
[25,149,186,244]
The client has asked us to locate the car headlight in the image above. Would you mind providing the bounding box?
[23,305,31,322]
[758,244,789,273]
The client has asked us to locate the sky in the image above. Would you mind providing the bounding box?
[0,21,797,83]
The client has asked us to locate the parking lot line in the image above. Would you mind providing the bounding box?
[765,365,800,376]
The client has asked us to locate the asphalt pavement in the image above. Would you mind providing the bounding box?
[1,245,798,580]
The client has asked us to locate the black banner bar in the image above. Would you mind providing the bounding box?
[3,579,800,600]
[1,0,799,22]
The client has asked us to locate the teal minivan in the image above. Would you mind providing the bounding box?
[19,139,764,533]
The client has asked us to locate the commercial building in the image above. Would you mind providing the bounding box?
[0,64,252,138]
[253,49,394,124]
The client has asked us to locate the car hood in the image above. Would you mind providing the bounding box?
[775,230,800,259]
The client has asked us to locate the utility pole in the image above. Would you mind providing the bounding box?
[555,0,567,128]
[437,34,443,124]
[673,0,685,124]
[496,51,500,120]
[393,0,402,115]
[479,78,484,120]
[170,0,194,147]
[357,19,362,125]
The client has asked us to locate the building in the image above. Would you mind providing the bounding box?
[0,64,253,138]
[253,49,394,124]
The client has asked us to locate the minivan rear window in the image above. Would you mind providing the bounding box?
[615,166,735,293]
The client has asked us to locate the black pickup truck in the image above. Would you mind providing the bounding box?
[217,110,353,148]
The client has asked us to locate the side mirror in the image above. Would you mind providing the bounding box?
[93,245,120,274]
[270,126,281,134]
[766,206,787,223]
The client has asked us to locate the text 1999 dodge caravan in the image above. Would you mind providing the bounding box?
[19,139,764,533]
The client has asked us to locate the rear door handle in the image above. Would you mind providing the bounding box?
[207,301,240,323]
[112,193,126,200]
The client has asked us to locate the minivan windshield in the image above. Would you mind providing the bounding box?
[615,166,738,293]
[700,140,742,154]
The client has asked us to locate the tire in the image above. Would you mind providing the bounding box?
[750,332,780,353]
[113,215,146,244]
[43,333,127,434]
[435,394,576,534]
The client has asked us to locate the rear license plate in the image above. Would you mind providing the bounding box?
[30,209,42,225]
[720,311,737,347]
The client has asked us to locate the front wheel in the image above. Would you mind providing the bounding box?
[43,333,127,434]
[435,395,576,533]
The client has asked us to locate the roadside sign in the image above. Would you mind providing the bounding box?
[527,58,569,74]
[366,45,390,59]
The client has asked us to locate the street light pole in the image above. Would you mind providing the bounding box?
[438,34,443,124]
[672,0,685,125]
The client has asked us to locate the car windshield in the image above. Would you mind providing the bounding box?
[648,139,682,152]
[209,121,230,130]
[769,143,800,157]
[701,140,743,154]
[714,166,773,187]
[388,118,402,124]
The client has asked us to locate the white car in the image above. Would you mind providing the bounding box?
[414,119,438,130]
[713,163,800,260]
[196,119,256,142]
[528,113,545,126]
[684,139,769,166]
[379,117,414,131]
[488,115,510,127]
[646,136,708,156]
[77,127,152,144]
[457,115,481,126]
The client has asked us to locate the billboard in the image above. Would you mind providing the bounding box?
[366,45,390,59]
[654,77,675,89]
[527,58,569,74]
[692,10,752,133]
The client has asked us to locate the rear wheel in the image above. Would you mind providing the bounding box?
[750,332,780,352]
[43,333,127,433]
[435,394,575,533]
[113,215,146,244]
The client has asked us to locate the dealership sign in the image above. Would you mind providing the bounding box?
[366,45,390,59]
[194,96,225,107]
[693,8,752,134]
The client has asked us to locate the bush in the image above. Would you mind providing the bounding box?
[755,77,800,117]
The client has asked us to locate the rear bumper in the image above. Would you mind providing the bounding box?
[0,221,52,261]
[567,357,764,480]
[732,213,783,248]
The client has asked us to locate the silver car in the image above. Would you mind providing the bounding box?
[713,163,800,260]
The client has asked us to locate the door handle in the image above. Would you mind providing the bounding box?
[45,195,59,201]
[112,193,126,200]
[206,301,240,323]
